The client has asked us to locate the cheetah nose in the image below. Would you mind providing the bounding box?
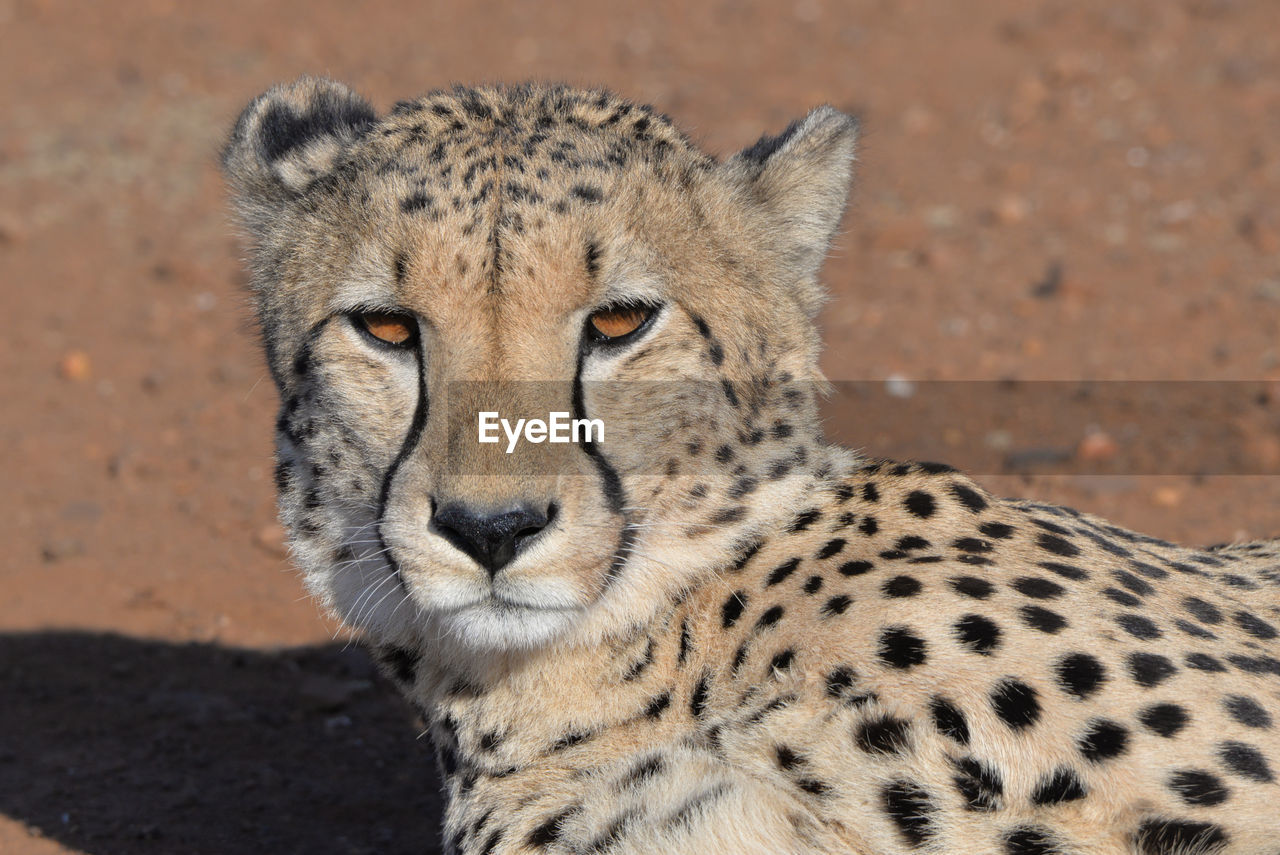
[430,501,556,577]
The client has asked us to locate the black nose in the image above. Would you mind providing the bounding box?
[430,502,555,577]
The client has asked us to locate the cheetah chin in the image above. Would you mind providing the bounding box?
[225,78,1279,854]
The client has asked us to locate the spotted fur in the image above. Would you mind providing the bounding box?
[224,78,1280,854]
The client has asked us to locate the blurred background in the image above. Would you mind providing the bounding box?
[1,1,1277,852]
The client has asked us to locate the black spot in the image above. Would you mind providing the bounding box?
[527,809,574,848]
[1139,703,1190,737]
[858,516,879,536]
[1011,577,1066,600]
[788,509,822,532]
[955,614,1002,655]
[1039,561,1088,581]
[721,592,747,628]
[731,642,750,672]
[622,638,656,682]
[677,620,691,666]
[775,744,804,770]
[1004,826,1063,855]
[1117,614,1163,640]
[1019,605,1068,634]
[1227,653,1280,675]
[825,666,857,698]
[817,538,846,559]
[1031,767,1087,805]
[770,649,796,673]
[690,672,710,718]
[551,730,591,752]
[991,678,1041,730]
[709,506,746,525]
[950,482,989,512]
[797,778,832,797]
[1078,719,1129,762]
[882,780,936,846]
[951,756,1003,811]
[1182,596,1223,624]
[570,184,603,202]
[584,241,601,278]
[1103,588,1142,607]
[953,537,992,553]
[802,575,824,594]
[644,691,671,718]
[917,461,956,474]
[979,521,1015,539]
[765,558,800,587]
[377,645,418,684]
[1185,653,1226,672]
[856,714,912,755]
[822,594,852,616]
[1134,818,1228,855]
[393,252,409,282]
[1217,741,1274,782]
[756,605,785,629]
[721,379,740,409]
[478,730,502,752]
[949,576,995,599]
[883,575,923,598]
[904,491,937,518]
[732,540,763,571]
[862,482,880,502]
[1175,619,1216,639]
[1112,569,1154,596]
[1223,695,1272,729]
[1036,533,1080,557]
[1234,610,1278,640]
[401,192,433,213]
[1128,652,1177,688]
[478,829,504,855]
[621,754,666,786]
[878,627,928,669]
[839,560,875,576]
[1031,517,1071,535]
[1168,770,1229,806]
[1056,653,1107,700]
[930,697,970,745]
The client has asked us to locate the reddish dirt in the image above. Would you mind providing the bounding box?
[2,1,1277,852]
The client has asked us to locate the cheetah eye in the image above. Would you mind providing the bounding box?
[586,304,656,344]
[353,311,418,349]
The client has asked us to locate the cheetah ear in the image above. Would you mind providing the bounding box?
[724,106,859,312]
[222,76,377,220]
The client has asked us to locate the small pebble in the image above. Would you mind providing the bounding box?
[254,523,288,557]
[58,350,91,382]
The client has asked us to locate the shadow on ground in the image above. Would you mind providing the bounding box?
[0,632,444,854]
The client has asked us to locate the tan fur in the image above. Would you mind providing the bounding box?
[224,78,1280,854]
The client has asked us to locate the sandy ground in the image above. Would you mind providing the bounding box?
[1,1,1278,852]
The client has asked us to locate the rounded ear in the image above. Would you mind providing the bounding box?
[222,76,377,225]
[721,106,859,314]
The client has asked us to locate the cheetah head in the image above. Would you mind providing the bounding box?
[223,78,858,651]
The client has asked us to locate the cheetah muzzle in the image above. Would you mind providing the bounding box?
[224,77,1280,854]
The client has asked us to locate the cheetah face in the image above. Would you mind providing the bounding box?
[223,78,857,650]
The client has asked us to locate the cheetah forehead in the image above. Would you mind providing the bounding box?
[223,78,858,345]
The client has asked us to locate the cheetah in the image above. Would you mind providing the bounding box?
[222,77,1280,854]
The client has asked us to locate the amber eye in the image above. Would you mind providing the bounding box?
[587,304,654,343]
[354,311,417,348]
